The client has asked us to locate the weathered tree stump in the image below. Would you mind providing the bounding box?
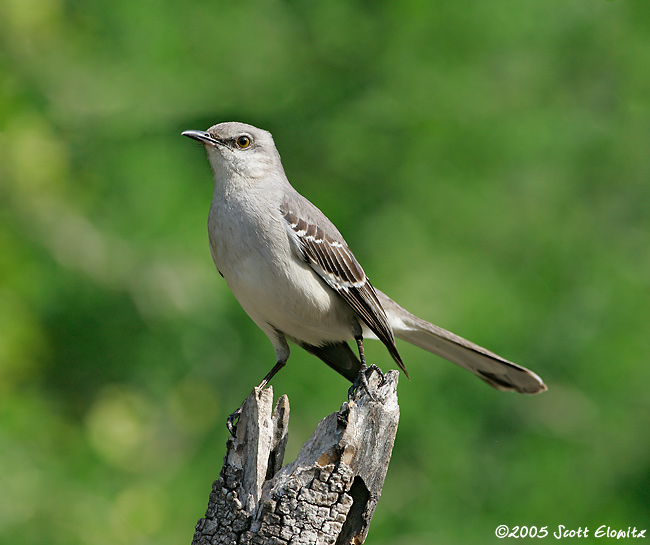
[191,370,400,545]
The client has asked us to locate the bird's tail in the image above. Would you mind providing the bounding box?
[375,290,547,394]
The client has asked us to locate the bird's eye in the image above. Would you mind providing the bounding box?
[236,135,251,149]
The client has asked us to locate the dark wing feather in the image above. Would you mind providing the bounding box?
[281,207,408,377]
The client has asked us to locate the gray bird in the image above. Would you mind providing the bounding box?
[182,122,546,406]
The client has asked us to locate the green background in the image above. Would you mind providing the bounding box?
[1,0,649,543]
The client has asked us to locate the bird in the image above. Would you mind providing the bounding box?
[182,121,546,412]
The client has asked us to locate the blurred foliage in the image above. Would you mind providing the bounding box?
[1,0,649,543]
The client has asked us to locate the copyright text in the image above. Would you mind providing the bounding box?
[494,524,646,539]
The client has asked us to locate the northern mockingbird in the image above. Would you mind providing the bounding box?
[182,122,546,405]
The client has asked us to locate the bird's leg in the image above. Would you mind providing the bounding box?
[256,358,287,390]
[355,336,385,382]
[348,336,384,401]
[226,358,287,435]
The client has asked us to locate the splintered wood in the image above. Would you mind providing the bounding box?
[191,371,400,545]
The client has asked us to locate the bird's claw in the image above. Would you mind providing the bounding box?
[348,363,385,402]
[226,406,242,436]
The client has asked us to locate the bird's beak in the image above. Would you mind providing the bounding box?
[181,130,223,146]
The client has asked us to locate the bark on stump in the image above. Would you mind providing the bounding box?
[191,370,400,545]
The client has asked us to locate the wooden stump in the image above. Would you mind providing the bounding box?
[191,370,400,545]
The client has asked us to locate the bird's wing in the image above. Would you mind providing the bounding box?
[280,200,408,377]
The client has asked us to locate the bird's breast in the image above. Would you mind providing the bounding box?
[207,198,357,344]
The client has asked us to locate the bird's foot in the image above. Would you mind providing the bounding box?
[348,363,385,402]
[226,405,242,436]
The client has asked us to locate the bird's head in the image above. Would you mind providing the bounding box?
[182,122,282,182]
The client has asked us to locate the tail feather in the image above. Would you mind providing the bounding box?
[375,290,547,394]
[299,341,361,383]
